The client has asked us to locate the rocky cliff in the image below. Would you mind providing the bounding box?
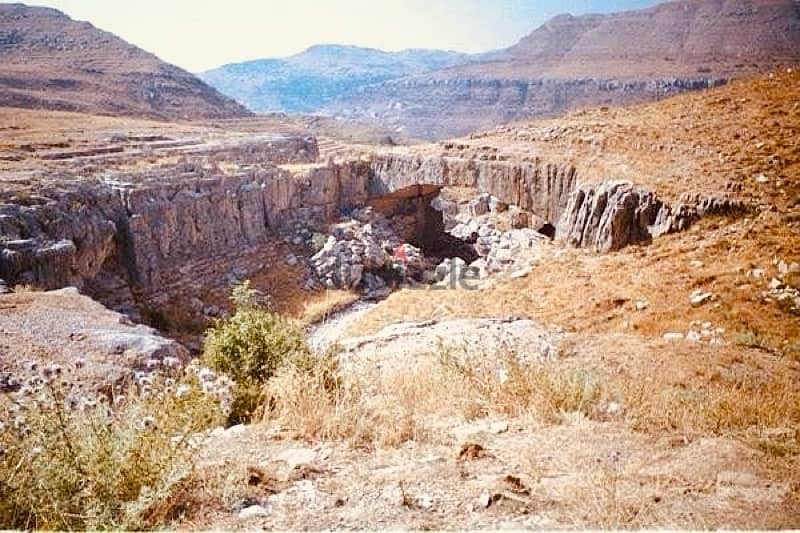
[0,135,357,312]
[327,77,728,139]
[0,130,751,327]
[370,152,751,252]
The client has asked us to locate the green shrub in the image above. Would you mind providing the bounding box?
[0,376,224,530]
[202,281,310,423]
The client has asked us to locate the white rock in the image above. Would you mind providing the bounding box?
[478,490,493,508]
[277,448,316,469]
[238,504,270,519]
[489,421,509,434]
[417,494,434,509]
[635,300,649,311]
[689,290,713,307]
[663,332,684,341]
[510,267,531,279]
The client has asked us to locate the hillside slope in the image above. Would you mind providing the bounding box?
[0,3,251,120]
[199,45,472,113]
[320,0,800,138]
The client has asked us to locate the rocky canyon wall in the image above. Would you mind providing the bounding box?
[0,143,371,317]
[369,153,750,252]
[0,142,750,321]
[369,154,577,225]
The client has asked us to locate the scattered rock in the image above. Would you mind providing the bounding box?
[238,504,270,519]
[477,490,502,509]
[689,289,713,306]
[416,494,434,510]
[277,448,316,469]
[768,278,783,290]
[468,194,490,217]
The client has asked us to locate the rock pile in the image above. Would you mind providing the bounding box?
[449,210,548,278]
[764,259,800,312]
[309,207,423,293]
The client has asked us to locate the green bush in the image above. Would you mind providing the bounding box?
[0,376,224,530]
[202,281,310,423]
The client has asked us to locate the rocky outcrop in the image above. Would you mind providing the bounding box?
[0,142,371,313]
[0,185,121,289]
[369,154,577,225]
[337,317,563,371]
[0,134,752,323]
[555,181,663,251]
[556,181,753,252]
[0,287,189,387]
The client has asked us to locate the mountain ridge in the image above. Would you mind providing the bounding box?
[198,44,475,113]
[0,3,251,120]
[318,0,800,138]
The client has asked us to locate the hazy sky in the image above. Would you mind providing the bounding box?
[8,0,661,71]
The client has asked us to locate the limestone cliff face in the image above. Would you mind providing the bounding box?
[0,185,120,289]
[0,142,748,320]
[369,154,577,225]
[370,154,750,253]
[0,153,371,313]
[555,181,752,252]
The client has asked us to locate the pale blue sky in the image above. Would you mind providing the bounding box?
[7,0,661,71]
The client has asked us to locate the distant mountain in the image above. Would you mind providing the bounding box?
[445,0,800,79]
[0,3,250,120]
[322,0,800,139]
[199,44,474,113]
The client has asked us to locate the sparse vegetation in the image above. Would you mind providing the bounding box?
[0,376,224,530]
[438,345,603,422]
[265,350,423,448]
[620,372,800,455]
[202,281,310,423]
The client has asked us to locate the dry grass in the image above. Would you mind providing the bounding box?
[437,346,603,423]
[299,289,360,325]
[263,342,609,450]
[265,354,427,449]
[621,372,800,449]
[347,216,799,358]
